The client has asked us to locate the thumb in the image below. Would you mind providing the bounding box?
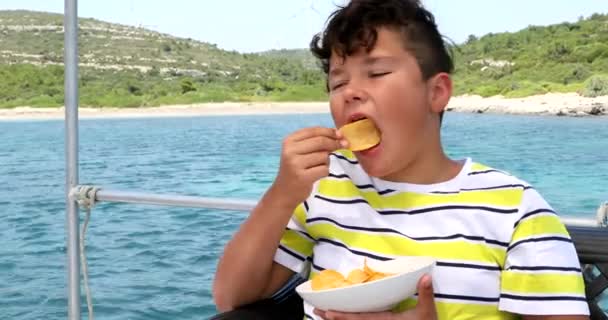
[415,274,437,318]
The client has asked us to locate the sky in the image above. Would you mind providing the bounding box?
[1,0,606,53]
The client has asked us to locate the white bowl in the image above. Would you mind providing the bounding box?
[295,256,435,313]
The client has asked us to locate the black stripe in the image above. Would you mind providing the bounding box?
[431,184,528,194]
[379,205,518,215]
[278,244,306,262]
[317,238,391,261]
[349,184,395,195]
[307,217,508,247]
[314,195,518,215]
[303,200,309,212]
[330,153,358,164]
[315,195,369,205]
[500,293,587,302]
[311,262,325,272]
[508,236,572,252]
[435,293,500,302]
[429,190,460,195]
[328,173,350,179]
[305,313,314,319]
[327,173,395,195]
[436,261,502,271]
[523,186,534,190]
[378,189,396,195]
[468,169,503,176]
[513,208,557,228]
[507,265,581,272]
[355,183,376,189]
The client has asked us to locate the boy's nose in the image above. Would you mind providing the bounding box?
[343,85,368,106]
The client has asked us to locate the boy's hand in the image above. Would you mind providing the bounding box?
[272,127,346,207]
[313,275,437,320]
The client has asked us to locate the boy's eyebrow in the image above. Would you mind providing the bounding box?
[363,56,397,65]
[329,67,344,79]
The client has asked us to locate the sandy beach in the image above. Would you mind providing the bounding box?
[0,92,606,120]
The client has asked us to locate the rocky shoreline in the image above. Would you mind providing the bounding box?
[446,93,607,117]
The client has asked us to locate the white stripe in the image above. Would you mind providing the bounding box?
[499,297,589,316]
[307,217,508,248]
[501,290,587,298]
[505,240,581,270]
[311,202,517,245]
[274,246,308,274]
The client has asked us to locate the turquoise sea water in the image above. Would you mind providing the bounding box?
[1,112,607,319]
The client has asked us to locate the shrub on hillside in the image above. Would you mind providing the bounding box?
[581,75,608,97]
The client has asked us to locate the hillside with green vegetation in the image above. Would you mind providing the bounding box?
[453,13,608,98]
[0,10,325,108]
[0,10,606,108]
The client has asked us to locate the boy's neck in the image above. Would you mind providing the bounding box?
[381,144,463,185]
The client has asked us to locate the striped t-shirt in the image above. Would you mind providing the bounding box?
[273,150,589,320]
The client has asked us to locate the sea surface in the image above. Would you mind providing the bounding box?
[1,112,607,319]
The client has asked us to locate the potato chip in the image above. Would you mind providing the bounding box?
[346,269,370,284]
[311,259,395,291]
[363,258,375,276]
[338,118,381,151]
[368,272,392,282]
[312,269,347,291]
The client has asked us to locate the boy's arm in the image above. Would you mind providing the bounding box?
[212,187,299,311]
[212,127,344,312]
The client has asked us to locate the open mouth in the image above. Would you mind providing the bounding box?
[348,114,368,123]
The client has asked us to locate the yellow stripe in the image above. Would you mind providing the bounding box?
[308,222,505,266]
[293,203,307,227]
[470,162,493,172]
[318,179,523,208]
[501,271,585,295]
[335,149,356,160]
[280,229,313,258]
[394,299,517,320]
[511,215,569,242]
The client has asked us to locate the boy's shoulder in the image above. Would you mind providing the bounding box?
[466,161,533,189]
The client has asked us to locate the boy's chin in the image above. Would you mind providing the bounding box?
[358,160,389,179]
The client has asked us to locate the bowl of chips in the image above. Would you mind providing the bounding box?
[295,256,435,313]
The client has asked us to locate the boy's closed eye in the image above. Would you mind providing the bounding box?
[368,71,391,78]
[330,81,348,91]
[330,71,391,90]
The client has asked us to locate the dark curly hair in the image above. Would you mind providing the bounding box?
[310,0,454,115]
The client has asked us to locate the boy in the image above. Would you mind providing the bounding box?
[213,0,590,319]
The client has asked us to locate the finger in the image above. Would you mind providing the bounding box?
[293,136,343,154]
[414,274,437,318]
[289,127,338,142]
[305,164,330,181]
[298,151,331,169]
[313,308,329,320]
[335,128,344,139]
[335,129,350,148]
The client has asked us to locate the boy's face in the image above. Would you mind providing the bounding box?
[328,27,449,180]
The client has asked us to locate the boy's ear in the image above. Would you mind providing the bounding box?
[428,73,452,114]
